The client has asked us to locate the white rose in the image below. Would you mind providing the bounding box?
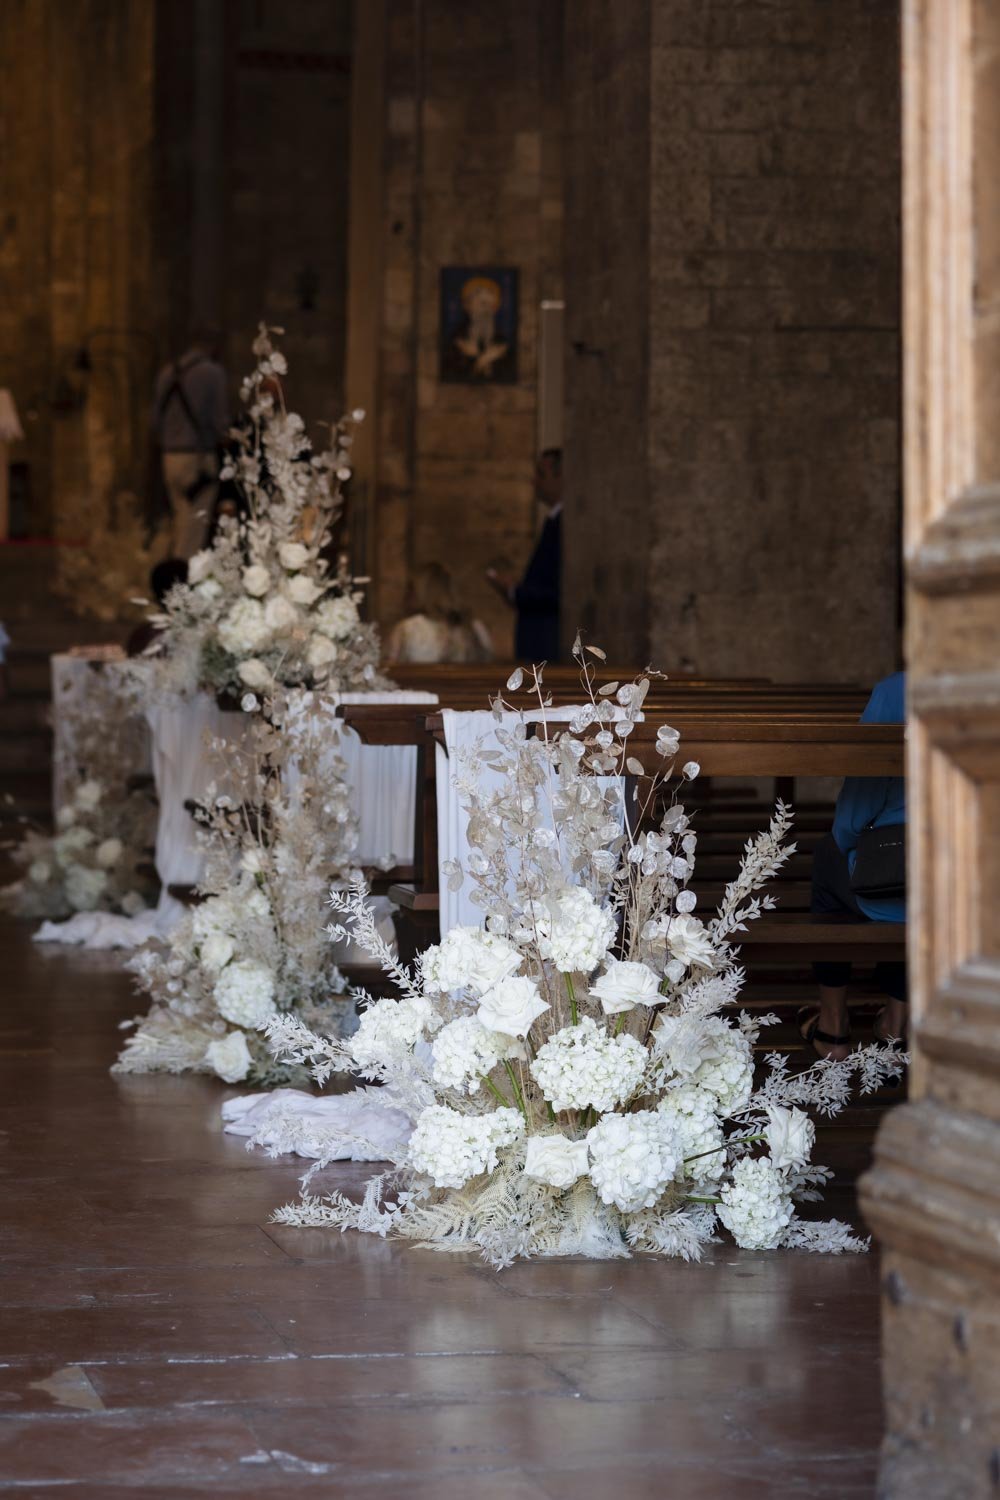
[28,860,52,884]
[765,1104,815,1171]
[286,574,321,606]
[665,914,716,970]
[240,847,264,876]
[306,634,338,670]
[477,975,550,1038]
[590,959,661,1016]
[56,806,77,830]
[264,593,299,635]
[74,779,103,812]
[523,1134,590,1190]
[187,550,215,584]
[278,541,310,571]
[205,1031,252,1084]
[201,931,235,972]
[121,890,146,917]
[242,564,271,597]
[95,837,123,869]
[238,658,273,691]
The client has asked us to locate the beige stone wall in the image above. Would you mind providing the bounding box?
[367,0,565,653]
[564,0,902,683]
[0,0,155,536]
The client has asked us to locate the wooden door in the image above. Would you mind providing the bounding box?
[860,1,1000,1494]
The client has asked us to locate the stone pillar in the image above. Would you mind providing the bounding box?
[563,0,902,682]
[859,1,1000,1493]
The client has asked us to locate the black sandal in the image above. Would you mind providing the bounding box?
[797,1007,852,1059]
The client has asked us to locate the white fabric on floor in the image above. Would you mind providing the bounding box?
[222,1086,411,1162]
[435,706,587,936]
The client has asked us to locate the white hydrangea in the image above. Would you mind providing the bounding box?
[95,837,123,869]
[430,1015,520,1095]
[408,1104,524,1189]
[314,594,359,641]
[535,887,616,975]
[658,1084,725,1181]
[55,806,77,830]
[765,1104,815,1171]
[286,574,321,606]
[718,1157,793,1249]
[421,926,523,997]
[205,1031,253,1083]
[213,960,277,1028]
[590,959,661,1015]
[218,597,270,655]
[238,658,273,691]
[65,865,108,912]
[690,1021,754,1114]
[121,890,147,917]
[349,994,439,1070]
[530,1017,646,1114]
[242,564,271,597]
[278,541,310,571]
[195,577,223,603]
[586,1110,680,1212]
[54,825,94,864]
[263,593,299,636]
[28,860,52,884]
[476,976,549,1038]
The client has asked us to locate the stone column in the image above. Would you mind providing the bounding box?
[562,0,902,682]
[859,1,1000,1493]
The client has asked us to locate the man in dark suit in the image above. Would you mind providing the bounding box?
[486,449,562,662]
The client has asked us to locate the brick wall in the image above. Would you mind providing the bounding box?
[369,0,565,653]
[564,0,902,683]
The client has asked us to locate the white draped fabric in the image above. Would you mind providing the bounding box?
[36,684,438,951]
[435,706,586,936]
[221,1086,412,1162]
[50,653,151,817]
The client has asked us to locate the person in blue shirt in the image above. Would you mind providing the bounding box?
[799,671,906,1060]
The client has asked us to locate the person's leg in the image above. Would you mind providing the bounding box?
[873,962,908,1042]
[807,834,863,1060]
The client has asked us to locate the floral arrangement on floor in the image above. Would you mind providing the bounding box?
[263,650,904,1267]
[147,325,388,705]
[54,488,169,624]
[113,692,361,1084]
[1,668,157,921]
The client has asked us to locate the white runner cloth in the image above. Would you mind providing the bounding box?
[436,706,589,936]
[222,1086,412,1162]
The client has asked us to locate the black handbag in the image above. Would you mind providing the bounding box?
[850,824,906,900]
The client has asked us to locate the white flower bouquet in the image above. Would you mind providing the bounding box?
[114,694,360,1083]
[2,669,157,921]
[147,326,388,705]
[264,652,904,1267]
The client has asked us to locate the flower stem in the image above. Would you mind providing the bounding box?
[685,1195,722,1206]
[564,973,578,1024]
[481,1073,513,1109]
[613,1014,627,1036]
[503,1060,529,1122]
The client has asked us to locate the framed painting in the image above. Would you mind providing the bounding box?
[439,267,519,384]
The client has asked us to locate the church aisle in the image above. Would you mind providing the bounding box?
[0,916,882,1497]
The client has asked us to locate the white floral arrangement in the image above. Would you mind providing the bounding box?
[2,669,157,921]
[264,651,904,1267]
[147,326,388,705]
[114,694,360,1084]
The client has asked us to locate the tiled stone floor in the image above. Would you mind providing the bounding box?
[0,918,885,1496]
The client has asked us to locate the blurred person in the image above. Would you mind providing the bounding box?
[486,449,562,661]
[387,562,493,664]
[151,327,229,559]
[127,559,189,657]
